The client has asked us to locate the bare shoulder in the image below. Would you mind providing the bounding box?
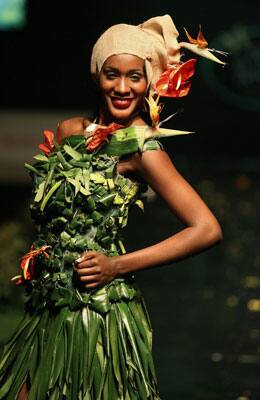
[132,148,195,196]
[134,148,176,179]
[56,116,92,143]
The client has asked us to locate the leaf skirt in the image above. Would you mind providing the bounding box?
[0,279,160,399]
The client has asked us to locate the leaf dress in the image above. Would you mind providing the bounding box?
[0,126,163,400]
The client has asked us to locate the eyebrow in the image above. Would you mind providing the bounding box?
[103,67,144,74]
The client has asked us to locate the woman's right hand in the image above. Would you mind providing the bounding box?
[73,250,120,289]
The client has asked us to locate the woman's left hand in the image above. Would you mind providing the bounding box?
[73,251,119,289]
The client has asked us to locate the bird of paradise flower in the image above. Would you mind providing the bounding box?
[12,245,51,285]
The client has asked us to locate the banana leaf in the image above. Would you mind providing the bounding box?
[100,127,140,156]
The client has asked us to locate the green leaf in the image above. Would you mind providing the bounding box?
[60,231,71,245]
[45,164,55,189]
[80,186,91,196]
[113,194,124,205]
[34,180,46,202]
[100,127,140,156]
[40,180,63,211]
[86,196,96,211]
[106,178,115,190]
[98,193,116,208]
[75,173,81,195]
[109,309,123,394]
[33,154,49,162]
[24,163,45,177]
[67,177,81,195]
[82,169,90,191]
[61,168,79,178]
[63,144,83,161]
[118,240,126,254]
[91,211,103,223]
[57,151,73,170]
[65,181,73,203]
[110,243,117,252]
[142,139,162,152]
[135,199,144,211]
[90,172,106,184]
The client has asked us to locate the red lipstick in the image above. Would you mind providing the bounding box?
[111,97,133,109]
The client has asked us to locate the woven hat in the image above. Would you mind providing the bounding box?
[90,15,181,91]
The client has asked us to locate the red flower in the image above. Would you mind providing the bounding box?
[86,123,123,152]
[155,59,197,98]
[12,245,51,285]
[38,130,55,156]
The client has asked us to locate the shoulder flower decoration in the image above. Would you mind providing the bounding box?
[11,245,51,285]
[38,130,55,156]
[85,122,123,152]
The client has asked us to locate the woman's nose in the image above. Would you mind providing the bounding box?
[114,78,130,95]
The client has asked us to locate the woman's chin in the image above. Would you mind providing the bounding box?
[107,108,135,123]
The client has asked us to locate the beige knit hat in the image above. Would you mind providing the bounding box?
[90,15,181,91]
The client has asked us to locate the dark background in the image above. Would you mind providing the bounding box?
[0,0,259,154]
[1,1,260,399]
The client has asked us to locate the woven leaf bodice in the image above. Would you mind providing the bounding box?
[23,131,161,311]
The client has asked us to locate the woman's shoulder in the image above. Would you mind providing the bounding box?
[56,116,93,143]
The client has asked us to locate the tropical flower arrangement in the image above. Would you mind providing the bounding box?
[145,25,227,129]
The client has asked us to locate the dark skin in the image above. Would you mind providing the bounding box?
[17,54,222,399]
[59,55,222,289]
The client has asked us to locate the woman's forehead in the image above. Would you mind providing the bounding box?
[102,54,145,70]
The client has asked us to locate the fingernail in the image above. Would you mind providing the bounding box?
[75,257,83,263]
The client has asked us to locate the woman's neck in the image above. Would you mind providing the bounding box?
[98,109,147,127]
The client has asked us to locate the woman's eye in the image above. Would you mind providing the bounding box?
[106,72,117,79]
[130,74,142,82]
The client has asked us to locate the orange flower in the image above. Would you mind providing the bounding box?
[12,245,51,285]
[155,59,197,98]
[145,94,163,127]
[184,25,208,48]
[38,130,55,156]
[86,123,123,151]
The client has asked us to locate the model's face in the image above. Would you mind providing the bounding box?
[99,54,148,124]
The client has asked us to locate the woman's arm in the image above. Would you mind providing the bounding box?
[75,149,222,288]
[114,149,222,273]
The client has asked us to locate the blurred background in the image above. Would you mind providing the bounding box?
[0,1,260,399]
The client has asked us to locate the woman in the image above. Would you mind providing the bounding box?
[0,15,224,400]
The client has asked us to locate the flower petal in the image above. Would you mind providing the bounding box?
[86,123,123,151]
[145,95,162,127]
[11,275,23,285]
[38,130,55,156]
[21,256,32,280]
[43,129,55,148]
[155,59,197,98]
[184,25,208,48]
[38,143,52,155]
[180,42,227,65]
[17,245,51,283]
